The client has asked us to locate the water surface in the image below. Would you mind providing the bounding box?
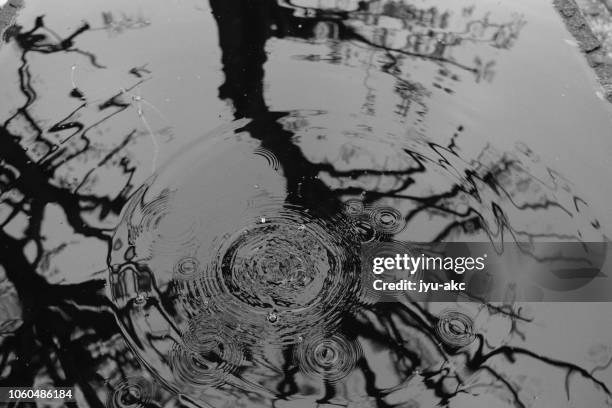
[1,0,612,407]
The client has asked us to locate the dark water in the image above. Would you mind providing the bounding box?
[1,0,612,407]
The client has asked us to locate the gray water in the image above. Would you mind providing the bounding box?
[1,0,612,407]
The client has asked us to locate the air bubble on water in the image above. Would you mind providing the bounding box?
[267,311,278,323]
[134,293,147,306]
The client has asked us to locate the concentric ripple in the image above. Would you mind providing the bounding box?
[107,119,369,400]
[182,203,362,345]
[366,206,406,235]
[171,315,243,388]
[343,199,365,218]
[352,218,377,243]
[106,377,160,408]
[293,332,362,383]
[105,111,606,404]
[344,201,406,241]
[435,309,476,349]
[220,222,331,309]
[108,185,200,267]
[254,147,281,171]
[173,257,201,281]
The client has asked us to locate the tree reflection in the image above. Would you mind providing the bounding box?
[0,17,141,407]
[0,2,609,408]
[207,0,608,406]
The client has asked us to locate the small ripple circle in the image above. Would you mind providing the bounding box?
[170,315,242,388]
[293,332,362,383]
[106,377,159,408]
[435,309,475,349]
[367,206,405,235]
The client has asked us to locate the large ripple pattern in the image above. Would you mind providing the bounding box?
[181,203,362,346]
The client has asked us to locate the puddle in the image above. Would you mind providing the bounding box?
[1,0,612,407]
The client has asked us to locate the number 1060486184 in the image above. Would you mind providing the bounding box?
[1,387,75,402]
